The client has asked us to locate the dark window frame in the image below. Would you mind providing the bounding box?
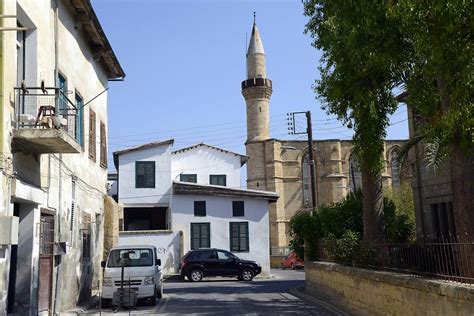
[194,201,206,217]
[229,222,249,253]
[99,121,107,168]
[232,201,245,217]
[180,174,197,183]
[89,109,96,162]
[210,174,227,186]
[135,161,156,188]
[190,222,210,250]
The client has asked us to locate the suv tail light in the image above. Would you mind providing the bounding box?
[180,259,187,268]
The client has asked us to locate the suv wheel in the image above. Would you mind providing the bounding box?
[189,269,203,282]
[240,269,254,281]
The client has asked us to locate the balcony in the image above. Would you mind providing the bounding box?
[12,85,82,154]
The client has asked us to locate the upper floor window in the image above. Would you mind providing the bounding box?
[88,110,96,161]
[135,161,155,188]
[232,201,244,217]
[390,150,401,187]
[194,201,206,217]
[58,73,68,117]
[180,174,197,183]
[210,174,226,186]
[75,93,84,147]
[100,121,107,168]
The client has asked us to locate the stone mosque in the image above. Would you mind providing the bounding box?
[241,19,408,255]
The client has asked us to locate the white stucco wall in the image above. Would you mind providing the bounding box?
[118,144,172,206]
[0,0,114,314]
[171,194,271,276]
[117,231,182,276]
[171,146,242,188]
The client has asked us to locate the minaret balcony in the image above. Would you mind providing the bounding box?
[241,78,272,90]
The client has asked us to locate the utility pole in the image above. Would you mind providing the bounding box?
[287,111,317,209]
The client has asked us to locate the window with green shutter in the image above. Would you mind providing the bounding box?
[135,161,155,188]
[191,223,210,250]
[229,222,249,252]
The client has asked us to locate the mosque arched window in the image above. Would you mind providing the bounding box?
[349,154,362,192]
[390,150,401,187]
[302,154,313,208]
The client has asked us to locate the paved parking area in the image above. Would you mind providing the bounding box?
[77,269,352,315]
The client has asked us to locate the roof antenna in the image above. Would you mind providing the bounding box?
[253,11,256,24]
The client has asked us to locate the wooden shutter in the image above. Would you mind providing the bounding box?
[100,121,107,168]
[89,110,96,161]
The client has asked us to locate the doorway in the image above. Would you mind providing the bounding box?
[38,212,54,313]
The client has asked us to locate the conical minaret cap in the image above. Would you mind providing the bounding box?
[247,22,265,56]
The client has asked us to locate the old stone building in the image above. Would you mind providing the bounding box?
[242,20,409,255]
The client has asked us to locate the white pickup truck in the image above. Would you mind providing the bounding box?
[101,245,163,307]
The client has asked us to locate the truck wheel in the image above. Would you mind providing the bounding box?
[157,284,163,299]
[241,269,254,281]
[189,269,203,282]
[149,290,157,306]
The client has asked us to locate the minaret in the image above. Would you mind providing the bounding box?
[242,15,272,190]
[242,14,272,144]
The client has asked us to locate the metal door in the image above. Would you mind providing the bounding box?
[38,213,54,313]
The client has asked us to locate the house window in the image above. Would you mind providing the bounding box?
[230,222,249,252]
[75,93,84,147]
[135,161,155,188]
[100,121,107,168]
[180,174,197,183]
[232,201,244,217]
[431,202,456,240]
[16,23,25,86]
[194,201,206,217]
[89,110,96,161]
[191,223,210,250]
[210,174,226,186]
[58,73,68,117]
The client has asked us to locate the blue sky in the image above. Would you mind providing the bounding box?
[92,0,409,174]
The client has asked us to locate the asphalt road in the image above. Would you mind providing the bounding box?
[80,269,351,315]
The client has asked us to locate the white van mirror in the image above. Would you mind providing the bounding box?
[156,258,161,266]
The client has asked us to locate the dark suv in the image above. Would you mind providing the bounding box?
[179,248,262,282]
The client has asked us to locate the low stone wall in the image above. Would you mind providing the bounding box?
[306,261,474,315]
[270,255,285,268]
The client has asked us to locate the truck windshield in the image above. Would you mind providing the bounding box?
[107,249,154,267]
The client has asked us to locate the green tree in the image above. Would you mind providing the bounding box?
[394,2,473,242]
[303,1,408,241]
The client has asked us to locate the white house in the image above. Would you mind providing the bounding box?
[0,0,124,314]
[112,142,278,276]
[113,139,174,231]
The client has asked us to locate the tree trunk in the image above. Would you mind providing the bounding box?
[361,161,384,242]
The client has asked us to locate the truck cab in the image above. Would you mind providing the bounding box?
[101,245,163,307]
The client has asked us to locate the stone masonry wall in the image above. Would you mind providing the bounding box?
[306,261,474,316]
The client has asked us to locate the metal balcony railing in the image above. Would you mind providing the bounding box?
[14,85,78,141]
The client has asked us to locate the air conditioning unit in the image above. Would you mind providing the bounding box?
[0,216,19,245]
